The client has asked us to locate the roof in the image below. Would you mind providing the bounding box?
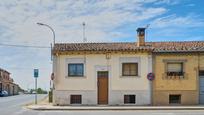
[53,41,204,54]
[0,68,10,74]
[150,41,204,52]
[53,43,153,52]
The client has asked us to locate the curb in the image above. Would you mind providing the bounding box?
[27,106,204,111]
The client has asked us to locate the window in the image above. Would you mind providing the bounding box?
[199,70,204,76]
[68,63,84,77]
[0,83,2,91]
[122,63,138,76]
[169,95,181,104]
[97,71,108,77]
[70,95,82,104]
[167,62,183,76]
[124,95,136,104]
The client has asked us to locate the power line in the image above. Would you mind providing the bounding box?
[0,43,51,49]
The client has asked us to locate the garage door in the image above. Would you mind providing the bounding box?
[199,70,204,104]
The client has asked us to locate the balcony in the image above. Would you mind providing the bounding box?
[162,72,187,80]
[167,72,184,76]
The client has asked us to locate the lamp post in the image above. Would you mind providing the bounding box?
[37,22,55,102]
[37,22,55,45]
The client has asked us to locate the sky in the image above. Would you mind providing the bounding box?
[0,0,204,90]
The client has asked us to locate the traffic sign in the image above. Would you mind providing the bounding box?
[34,69,39,78]
[51,73,54,80]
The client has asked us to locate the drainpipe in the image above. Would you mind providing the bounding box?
[151,53,155,105]
[198,52,200,104]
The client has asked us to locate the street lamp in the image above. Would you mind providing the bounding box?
[36,22,55,45]
[37,22,55,101]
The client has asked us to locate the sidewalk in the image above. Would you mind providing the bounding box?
[25,97,204,110]
[27,104,204,111]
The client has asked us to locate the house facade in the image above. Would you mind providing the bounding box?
[0,68,19,96]
[52,27,204,106]
[152,43,204,105]
[52,28,153,105]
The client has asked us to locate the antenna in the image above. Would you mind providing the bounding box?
[145,24,150,29]
[145,24,150,42]
[82,22,87,64]
[82,22,87,43]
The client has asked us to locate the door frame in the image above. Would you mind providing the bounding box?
[0,83,2,91]
[199,74,204,104]
[97,71,109,105]
[198,69,204,105]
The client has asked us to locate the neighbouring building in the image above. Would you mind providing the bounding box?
[152,42,204,105]
[52,28,153,105]
[52,27,204,106]
[0,68,19,95]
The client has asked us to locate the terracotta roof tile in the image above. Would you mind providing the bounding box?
[149,41,204,52]
[53,41,204,53]
[53,42,153,52]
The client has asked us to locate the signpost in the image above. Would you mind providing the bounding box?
[34,69,39,104]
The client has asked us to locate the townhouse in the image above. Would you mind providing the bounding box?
[52,28,204,106]
[52,28,153,105]
[0,68,19,96]
[152,42,204,105]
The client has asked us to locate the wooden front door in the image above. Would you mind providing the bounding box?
[97,71,108,104]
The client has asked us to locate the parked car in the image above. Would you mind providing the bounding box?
[0,90,8,97]
[32,91,37,94]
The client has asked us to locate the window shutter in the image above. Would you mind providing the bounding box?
[123,64,130,75]
[122,63,138,76]
[129,63,137,75]
[167,63,182,72]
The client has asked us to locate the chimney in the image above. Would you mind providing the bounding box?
[136,28,146,47]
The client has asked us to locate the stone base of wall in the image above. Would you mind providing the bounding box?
[153,90,198,106]
[109,90,151,105]
[53,90,151,106]
[53,90,97,106]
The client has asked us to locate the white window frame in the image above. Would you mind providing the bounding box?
[119,57,141,77]
[65,58,86,77]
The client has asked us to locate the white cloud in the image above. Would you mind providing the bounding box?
[151,14,204,28]
[0,0,168,44]
[154,0,179,5]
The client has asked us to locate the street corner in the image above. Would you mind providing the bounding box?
[25,105,49,111]
[24,95,50,109]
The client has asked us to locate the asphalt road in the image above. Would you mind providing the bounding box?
[0,94,46,115]
[1,95,204,115]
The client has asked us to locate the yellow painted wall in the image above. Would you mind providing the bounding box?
[153,90,198,105]
[154,55,199,91]
[153,54,204,105]
[200,55,204,69]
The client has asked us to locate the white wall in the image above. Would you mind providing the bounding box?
[53,52,152,105]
